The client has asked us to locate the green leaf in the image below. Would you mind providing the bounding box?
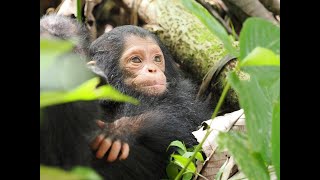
[215,159,228,180]
[166,162,180,180]
[92,85,139,104]
[40,77,139,108]
[40,38,74,69]
[272,101,280,179]
[244,66,280,103]
[182,152,204,162]
[240,47,280,67]
[176,149,186,156]
[167,140,187,153]
[186,146,196,152]
[180,0,238,57]
[239,17,280,60]
[227,65,279,163]
[41,48,95,92]
[40,91,69,108]
[40,38,74,54]
[171,155,196,173]
[182,172,193,180]
[41,165,80,180]
[40,165,102,180]
[217,132,270,180]
[70,166,102,180]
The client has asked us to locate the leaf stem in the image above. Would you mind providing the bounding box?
[77,0,82,22]
[175,81,231,180]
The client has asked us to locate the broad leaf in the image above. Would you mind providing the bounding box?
[166,162,180,180]
[40,165,102,180]
[171,155,196,173]
[272,101,280,179]
[70,166,102,180]
[40,38,74,69]
[40,54,95,92]
[41,39,94,92]
[182,152,204,162]
[40,77,139,108]
[217,132,269,180]
[240,47,280,67]
[243,66,280,103]
[167,140,187,153]
[239,17,280,60]
[40,38,74,54]
[180,0,238,56]
[227,65,280,163]
[182,172,193,180]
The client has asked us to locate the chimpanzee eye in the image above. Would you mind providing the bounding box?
[154,55,162,62]
[131,56,142,63]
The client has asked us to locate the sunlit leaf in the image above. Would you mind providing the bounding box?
[182,152,204,162]
[171,155,196,173]
[40,38,74,69]
[70,166,102,180]
[272,101,280,179]
[180,0,238,57]
[227,65,279,163]
[41,54,95,92]
[40,77,139,108]
[40,165,102,180]
[40,91,69,108]
[244,66,280,103]
[40,165,80,180]
[167,140,187,153]
[240,47,280,67]
[177,149,186,156]
[239,18,280,60]
[40,38,74,54]
[217,132,269,180]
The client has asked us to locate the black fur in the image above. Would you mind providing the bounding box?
[40,15,212,180]
[89,25,212,179]
[40,14,92,57]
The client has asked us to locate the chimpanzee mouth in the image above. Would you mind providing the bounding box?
[142,80,166,87]
[144,84,165,87]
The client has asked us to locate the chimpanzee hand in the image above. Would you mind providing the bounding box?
[90,119,130,162]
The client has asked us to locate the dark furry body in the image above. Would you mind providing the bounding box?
[40,15,212,180]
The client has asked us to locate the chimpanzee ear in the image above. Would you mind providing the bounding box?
[87,60,107,79]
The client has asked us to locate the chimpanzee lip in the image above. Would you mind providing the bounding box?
[142,80,166,87]
[144,84,165,87]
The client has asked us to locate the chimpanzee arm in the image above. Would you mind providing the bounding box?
[97,108,198,154]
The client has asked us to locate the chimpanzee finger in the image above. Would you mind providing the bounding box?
[107,140,122,162]
[96,120,106,129]
[119,143,130,160]
[90,134,105,150]
[96,138,112,159]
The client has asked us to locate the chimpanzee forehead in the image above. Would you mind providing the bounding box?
[123,36,161,51]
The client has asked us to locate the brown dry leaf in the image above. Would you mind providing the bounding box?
[204,0,224,6]
[192,109,245,180]
[221,156,236,180]
[56,0,102,38]
[83,0,102,39]
[192,109,245,157]
[57,0,77,17]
